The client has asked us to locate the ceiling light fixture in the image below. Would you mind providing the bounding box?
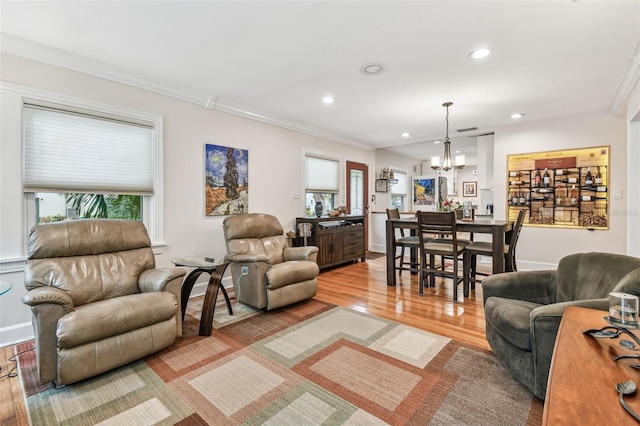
[401,132,411,138]
[469,48,492,60]
[322,96,335,104]
[431,102,465,171]
[361,63,385,75]
[510,112,525,119]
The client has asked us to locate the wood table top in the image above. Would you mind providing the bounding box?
[543,305,640,425]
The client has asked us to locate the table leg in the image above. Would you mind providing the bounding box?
[492,227,505,274]
[199,263,231,336]
[180,269,207,321]
[386,219,396,286]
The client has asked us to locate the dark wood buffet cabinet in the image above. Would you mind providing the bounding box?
[295,215,365,269]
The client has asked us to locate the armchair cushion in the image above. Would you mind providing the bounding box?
[267,261,320,290]
[58,292,177,348]
[484,297,542,351]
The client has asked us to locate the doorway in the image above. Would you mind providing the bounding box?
[346,161,368,251]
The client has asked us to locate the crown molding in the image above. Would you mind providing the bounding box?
[0,33,373,151]
[610,38,640,117]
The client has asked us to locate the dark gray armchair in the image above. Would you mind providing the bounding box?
[483,252,640,400]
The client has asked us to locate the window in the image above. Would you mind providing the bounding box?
[305,154,339,216]
[390,170,407,211]
[19,93,164,250]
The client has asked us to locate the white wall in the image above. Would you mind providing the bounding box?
[493,111,628,268]
[626,74,640,258]
[0,54,374,345]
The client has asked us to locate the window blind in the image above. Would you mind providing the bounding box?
[305,155,339,192]
[23,104,154,195]
[391,171,407,194]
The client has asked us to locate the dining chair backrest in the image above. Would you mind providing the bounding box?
[508,209,526,252]
[386,208,405,237]
[416,211,458,245]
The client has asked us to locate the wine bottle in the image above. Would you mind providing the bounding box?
[543,168,550,187]
[570,185,578,205]
[519,192,525,205]
[585,167,593,187]
[534,169,542,187]
[595,166,603,185]
[512,193,518,205]
[525,193,530,206]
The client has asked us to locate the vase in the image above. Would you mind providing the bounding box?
[315,201,323,217]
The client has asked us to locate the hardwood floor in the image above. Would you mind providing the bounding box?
[0,252,491,423]
[315,253,491,350]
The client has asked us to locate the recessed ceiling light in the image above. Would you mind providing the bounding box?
[510,113,525,119]
[469,48,493,60]
[455,150,461,154]
[361,63,385,75]
[433,140,441,144]
[322,96,335,104]
[401,132,411,138]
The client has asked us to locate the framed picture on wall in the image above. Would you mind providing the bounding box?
[463,181,477,197]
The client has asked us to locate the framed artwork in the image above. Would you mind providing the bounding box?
[205,144,248,216]
[463,181,477,197]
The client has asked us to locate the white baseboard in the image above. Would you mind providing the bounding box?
[0,321,33,348]
[369,244,386,254]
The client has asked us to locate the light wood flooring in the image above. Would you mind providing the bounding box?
[0,253,491,424]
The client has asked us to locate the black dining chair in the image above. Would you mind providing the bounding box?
[386,208,420,275]
[464,209,526,291]
[416,211,470,302]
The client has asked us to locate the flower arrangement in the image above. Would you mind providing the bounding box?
[440,199,462,212]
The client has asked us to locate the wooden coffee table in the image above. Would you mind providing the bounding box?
[543,306,640,424]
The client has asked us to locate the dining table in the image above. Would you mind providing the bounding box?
[385,216,514,288]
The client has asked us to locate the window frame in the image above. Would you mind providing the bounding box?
[390,169,408,211]
[0,82,164,273]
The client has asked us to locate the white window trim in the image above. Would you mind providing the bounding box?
[0,82,165,272]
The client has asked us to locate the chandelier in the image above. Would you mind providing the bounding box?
[431,102,465,171]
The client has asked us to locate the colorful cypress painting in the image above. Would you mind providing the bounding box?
[205,144,248,216]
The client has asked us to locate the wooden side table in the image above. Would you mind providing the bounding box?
[543,306,640,424]
[172,256,233,336]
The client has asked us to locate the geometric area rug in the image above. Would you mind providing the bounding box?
[15,298,543,425]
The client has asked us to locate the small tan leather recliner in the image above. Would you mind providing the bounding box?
[22,219,186,385]
[223,213,319,310]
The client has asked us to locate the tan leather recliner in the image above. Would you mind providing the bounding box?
[223,213,319,310]
[22,219,186,385]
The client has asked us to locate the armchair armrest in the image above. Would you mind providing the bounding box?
[529,298,609,398]
[482,270,557,306]
[284,246,319,262]
[22,286,74,313]
[22,287,73,383]
[139,267,186,293]
[225,254,270,263]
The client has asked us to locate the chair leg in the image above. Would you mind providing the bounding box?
[470,253,477,290]
[453,255,458,302]
[429,254,436,287]
[418,251,425,297]
[399,245,405,275]
[463,252,470,297]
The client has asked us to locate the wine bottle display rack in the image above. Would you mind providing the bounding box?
[507,146,609,230]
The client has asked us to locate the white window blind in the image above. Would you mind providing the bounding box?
[305,155,339,192]
[23,103,154,194]
[391,171,407,195]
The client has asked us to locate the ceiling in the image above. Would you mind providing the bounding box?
[1,1,639,163]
